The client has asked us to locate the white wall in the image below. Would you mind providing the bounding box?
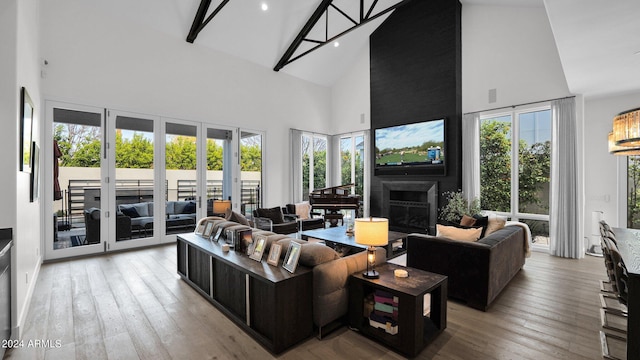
[0,0,19,340]
[461,4,571,113]
[40,0,332,208]
[331,44,371,135]
[584,91,640,230]
[1,0,44,339]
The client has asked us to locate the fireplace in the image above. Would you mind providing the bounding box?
[382,181,438,234]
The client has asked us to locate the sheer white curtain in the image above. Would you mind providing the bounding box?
[290,129,303,203]
[462,112,481,202]
[549,97,583,258]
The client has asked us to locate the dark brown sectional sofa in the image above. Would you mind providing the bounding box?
[406,225,527,311]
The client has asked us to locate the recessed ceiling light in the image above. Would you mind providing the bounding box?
[261,3,268,11]
[333,41,340,47]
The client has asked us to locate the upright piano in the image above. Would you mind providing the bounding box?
[309,184,360,227]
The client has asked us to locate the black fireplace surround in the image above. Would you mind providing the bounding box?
[381,181,438,234]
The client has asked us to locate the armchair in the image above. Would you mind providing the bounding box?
[252,206,298,234]
[84,208,132,244]
[284,203,325,231]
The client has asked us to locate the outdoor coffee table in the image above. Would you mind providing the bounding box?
[300,225,407,258]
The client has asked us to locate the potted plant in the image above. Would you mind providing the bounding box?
[439,190,481,224]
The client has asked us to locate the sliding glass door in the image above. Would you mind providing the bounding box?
[164,120,200,240]
[107,110,160,251]
[206,126,234,218]
[45,102,259,260]
[46,102,106,259]
[239,130,263,218]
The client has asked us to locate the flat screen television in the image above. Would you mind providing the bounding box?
[374,118,445,175]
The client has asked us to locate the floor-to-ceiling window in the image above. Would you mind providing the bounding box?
[240,130,263,217]
[627,156,640,228]
[51,106,104,256]
[339,132,366,217]
[301,133,328,200]
[479,106,552,248]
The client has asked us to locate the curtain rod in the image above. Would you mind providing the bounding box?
[463,95,576,115]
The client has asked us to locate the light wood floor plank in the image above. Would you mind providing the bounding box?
[5,244,613,360]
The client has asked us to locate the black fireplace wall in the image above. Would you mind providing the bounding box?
[369,0,462,233]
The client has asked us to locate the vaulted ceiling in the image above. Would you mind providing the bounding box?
[94,0,640,97]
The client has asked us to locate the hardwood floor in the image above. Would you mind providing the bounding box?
[4,244,616,360]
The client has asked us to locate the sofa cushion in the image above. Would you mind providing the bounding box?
[257,207,285,224]
[133,203,150,217]
[436,224,482,242]
[166,202,175,215]
[173,201,189,215]
[299,243,340,267]
[120,204,140,218]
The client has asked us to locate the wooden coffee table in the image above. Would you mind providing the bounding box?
[300,226,407,259]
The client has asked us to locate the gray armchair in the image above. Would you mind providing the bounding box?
[252,207,299,234]
[84,208,132,244]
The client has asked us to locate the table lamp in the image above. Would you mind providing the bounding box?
[213,200,232,215]
[354,217,388,279]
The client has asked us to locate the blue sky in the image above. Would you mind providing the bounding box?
[375,120,444,150]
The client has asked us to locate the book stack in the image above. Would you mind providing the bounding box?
[368,289,399,335]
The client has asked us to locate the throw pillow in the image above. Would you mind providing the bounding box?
[295,201,311,220]
[472,214,490,238]
[459,215,476,227]
[132,203,149,218]
[229,211,250,226]
[120,205,140,218]
[173,201,188,215]
[182,201,196,214]
[257,207,285,224]
[298,243,340,267]
[484,214,507,236]
[436,224,482,242]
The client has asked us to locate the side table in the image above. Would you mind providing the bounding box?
[348,263,447,358]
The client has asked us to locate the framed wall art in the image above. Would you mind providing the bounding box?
[20,87,34,173]
[30,142,39,202]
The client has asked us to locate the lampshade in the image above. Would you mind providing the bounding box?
[213,200,232,214]
[354,218,388,246]
[613,108,640,147]
[609,132,640,156]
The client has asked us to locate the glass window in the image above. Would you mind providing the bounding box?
[517,110,551,215]
[240,131,262,216]
[480,115,512,212]
[628,156,640,228]
[479,108,552,248]
[301,133,328,200]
